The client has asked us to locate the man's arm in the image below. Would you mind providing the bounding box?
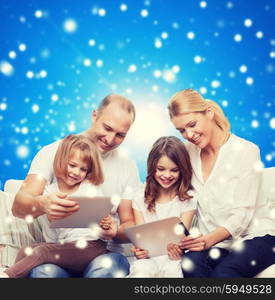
[114,199,135,243]
[13,174,79,219]
[12,174,48,218]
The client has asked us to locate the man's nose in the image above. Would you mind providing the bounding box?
[106,133,116,145]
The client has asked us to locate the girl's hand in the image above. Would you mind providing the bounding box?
[98,215,118,240]
[131,246,149,259]
[179,234,207,251]
[167,243,183,260]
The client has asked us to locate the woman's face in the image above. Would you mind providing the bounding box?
[171,111,214,149]
[154,155,180,190]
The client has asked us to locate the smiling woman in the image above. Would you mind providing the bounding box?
[167,88,275,278]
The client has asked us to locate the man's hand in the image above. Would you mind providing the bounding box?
[179,234,207,251]
[131,246,149,259]
[98,215,118,240]
[43,192,80,221]
[167,243,183,260]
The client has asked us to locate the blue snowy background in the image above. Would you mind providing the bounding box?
[0,0,274,188]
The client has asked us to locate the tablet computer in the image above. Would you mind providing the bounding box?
[50,196,114,228]
[125,217,189,257]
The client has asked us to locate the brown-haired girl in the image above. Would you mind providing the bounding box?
[128,136,197,277]
[1,134,115,278]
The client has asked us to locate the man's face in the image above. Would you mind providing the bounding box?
[90,103,133,154]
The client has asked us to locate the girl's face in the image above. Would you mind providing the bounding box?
[171,111,213,149]
[154,155,180,190]
[65,149,89,186]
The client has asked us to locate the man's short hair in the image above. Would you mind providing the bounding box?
[97,94,136,122]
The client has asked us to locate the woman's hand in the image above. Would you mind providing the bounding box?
[131,246,149,259]
[167,243,183,260]
[179,234,208,251]
[98,215,118,240]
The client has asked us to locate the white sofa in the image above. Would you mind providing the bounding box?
[1,168,275,277]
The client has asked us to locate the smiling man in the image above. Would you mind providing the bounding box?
[12,94,141,278]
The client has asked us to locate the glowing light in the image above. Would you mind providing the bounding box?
[174,223,184,235]
[270,118,275,129]
[0,103,7,111]
[75,239,88,249]
[239,65,247,73]
[189,227,201,238]
[163,70,176,83]
[101,257,113,268]
[211,80,221,88]
[26,71,34,79]
[128,64,137,72]
[63,19,77,33]
[187,32,195,40]
[98,8,106,16]
[34,10,43,18]
[172,65,180,73]
[120,4,128,12]
[209,248,221,259]
[199,87,207,94]
[51,94,59,101]
[251,120,259,128]
[32,104,40,113]
[0,61,14,76]
[256,31,263,39]
[194,55,202,63]
[19,43,27,51]
[88,39,96,47]
[140,9,149,17]
[24,247,33,256]
[244,18,252,27]
[39,70,47,78]
[96,59,103,67]
[25,215,34,224]
[246,77,254,85]
[16,145,29,158]
[161,32,168,39]
[8,51,16,59]
[154,38,162,48]
[21,126,29,134]
[153,70,162,78]
[181,257,194,272]
[83,58,92,67]
[200,1,207,8]
[234,34,242,42]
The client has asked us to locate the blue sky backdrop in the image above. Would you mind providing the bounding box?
[0,0,274,187]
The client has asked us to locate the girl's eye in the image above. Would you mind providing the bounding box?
[190,122,196,128]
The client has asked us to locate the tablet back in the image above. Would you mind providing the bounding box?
[125,217,187,257]
[50,196,114,228]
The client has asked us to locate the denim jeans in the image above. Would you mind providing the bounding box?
[182,235,275,278]
[29,252,130,278]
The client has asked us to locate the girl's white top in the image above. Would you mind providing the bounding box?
[185,133,275,249]
[132,185,197,223]
[38,181,115,243]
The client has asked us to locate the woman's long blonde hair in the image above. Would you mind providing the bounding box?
[167,89,231,133]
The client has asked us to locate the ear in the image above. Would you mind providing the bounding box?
[92,110,97,122]
[206,107,214,120]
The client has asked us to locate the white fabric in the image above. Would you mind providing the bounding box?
[132,185,197,222]
[129,185,197,278]
[28,138,141,253]
[38,181,106,243]
[129,255,182,278]
[185,133,275,250]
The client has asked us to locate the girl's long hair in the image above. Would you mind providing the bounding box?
[145,136,193,212]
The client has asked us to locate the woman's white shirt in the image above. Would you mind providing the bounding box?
[186,133,275,249]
